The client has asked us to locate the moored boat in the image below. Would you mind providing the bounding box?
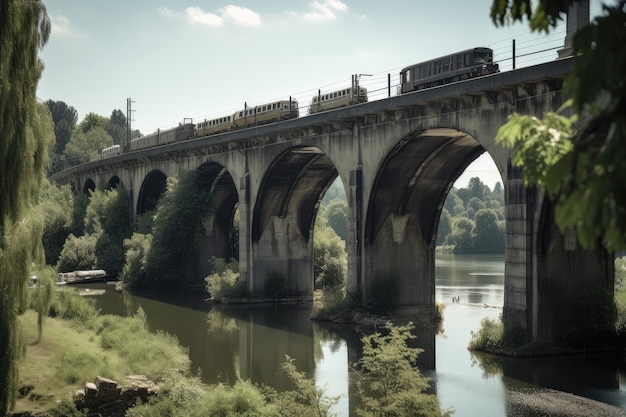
[57,269,115,285]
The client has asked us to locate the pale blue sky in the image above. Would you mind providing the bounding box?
[38,1,603,189]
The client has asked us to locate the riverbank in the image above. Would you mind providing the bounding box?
[12,296,189,416]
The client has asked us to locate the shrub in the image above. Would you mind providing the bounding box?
[205,257,246,300]
[355,323,451,417]
[144,172,212,287]
[119,232,152,287]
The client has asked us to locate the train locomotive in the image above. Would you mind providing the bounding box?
[400,47,498,93]
[102,47,497,159]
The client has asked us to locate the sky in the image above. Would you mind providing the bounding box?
[37,0,601,190]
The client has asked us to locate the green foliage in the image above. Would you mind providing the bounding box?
[355,323,450,417]
[56,233,98,272]
[47,289,99,328]
[268,355,339,417]
[40,181,73,265]
[127,375,279,417]
[492,1,626,252]
[205,257,246,300]
[446,217,475,253]
[64,125,113,165]
[325,198,348,241]
[439,179,505,253]
[54,187,130,275]
[616,255,626,290]
[120,232,153,287]
[489,0,572,33]
[314,211,347,291]
[107,109,127,145]
[56,351,107,385]
[144,171,212,287]
[472,209,505,253]
[30,267,55,342]
[89,188,131,275]
[96,308,189,380]
[47,398,87,417]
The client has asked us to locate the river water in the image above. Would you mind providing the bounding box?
[80,253,626,416]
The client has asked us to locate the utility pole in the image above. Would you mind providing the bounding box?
[126,97,135,153]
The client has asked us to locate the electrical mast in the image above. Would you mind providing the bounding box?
[126,97,135,153]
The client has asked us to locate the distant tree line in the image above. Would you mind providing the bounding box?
[44,100,142,174]
[438,177,505,253]
[321,176,505,254]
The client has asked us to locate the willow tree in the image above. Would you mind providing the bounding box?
[0,1,51,414]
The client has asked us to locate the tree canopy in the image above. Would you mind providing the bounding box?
[492,0,626,251]
[0,1,51,413]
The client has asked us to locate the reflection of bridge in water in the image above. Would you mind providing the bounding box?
[52,4,613,344]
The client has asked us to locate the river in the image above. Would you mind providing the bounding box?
[79,253,626,416]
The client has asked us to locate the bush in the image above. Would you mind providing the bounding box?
[144,172,212,288]
[119,232,152,287]
[205,257,246,300]
[47,288,99,328]
[355,323,451,417]
[56,233,98,272]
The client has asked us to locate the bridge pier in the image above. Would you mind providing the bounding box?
[365,213,435,314]
[252,215,314,296]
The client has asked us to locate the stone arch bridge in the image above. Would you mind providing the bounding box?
[51,57,613,344]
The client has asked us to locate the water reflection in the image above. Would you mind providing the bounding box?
[78,253,626,416]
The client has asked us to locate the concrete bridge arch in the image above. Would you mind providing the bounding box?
[363,128,489,311]
[251,145,340,296]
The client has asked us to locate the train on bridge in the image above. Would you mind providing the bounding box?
[101,47,498,159]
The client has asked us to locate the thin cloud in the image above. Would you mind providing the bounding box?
[219,5,262,27]
[158,5,261,28]
[50,15,74,36]
[185,6,224,27]
[301,0,348,22]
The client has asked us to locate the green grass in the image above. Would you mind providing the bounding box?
[14,290,189,415]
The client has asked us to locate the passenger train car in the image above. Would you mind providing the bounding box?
[101,144,121,159]
[102,48,498,158]
[130,122,195,152]
[196,99,298,137]
[400,47,498,93]
[309,86,368,114]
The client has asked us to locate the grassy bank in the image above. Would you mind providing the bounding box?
[14,289,189,415]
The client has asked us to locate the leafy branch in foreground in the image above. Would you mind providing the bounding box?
[492,1,626,251]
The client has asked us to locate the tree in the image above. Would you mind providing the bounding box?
[326,198,348,242]
[491,0,626,251]
[45,100,77,154]
[64,126,113,165]
[0,1,51,413]
[473,209,505,253]
[447,217,475,253]
[313,211,347,290]
[107,109,127,145]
